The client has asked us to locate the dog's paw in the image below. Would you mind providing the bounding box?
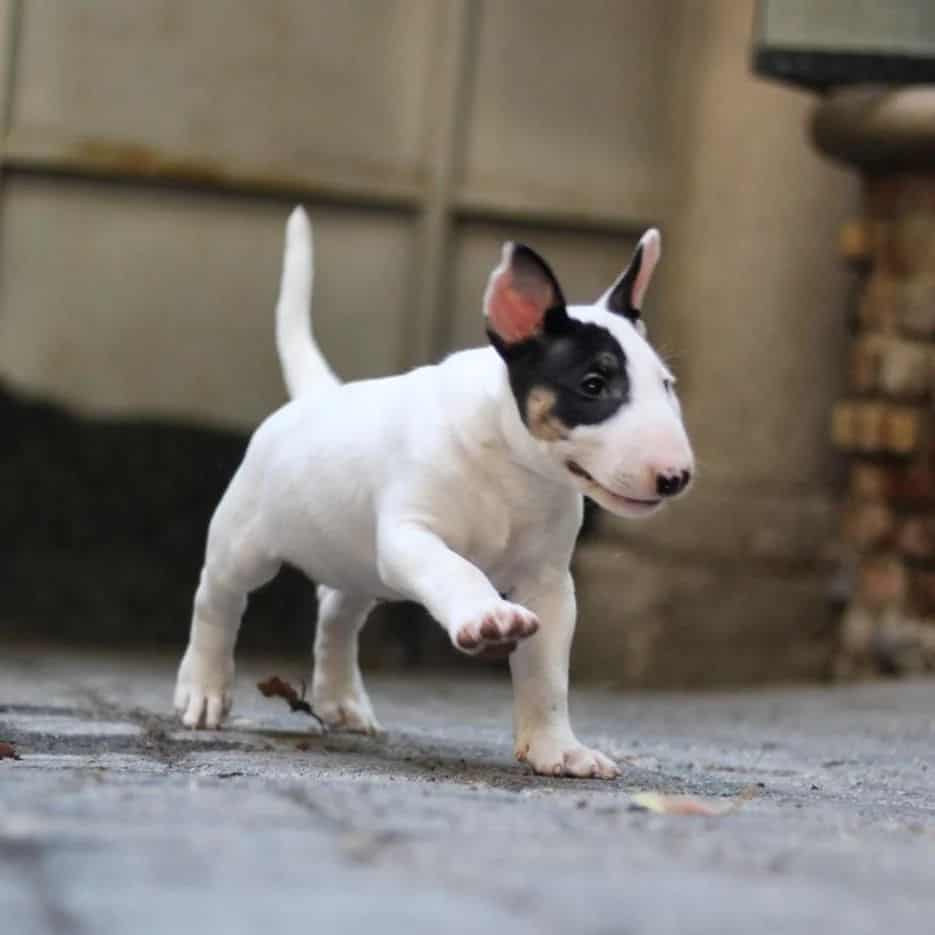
[452,600,539,656]
[313,692,382,735]
[173,646,234,729]
[516,735,620,780]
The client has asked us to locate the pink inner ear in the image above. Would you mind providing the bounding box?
[631,229,661,310]
[484,249,556,343]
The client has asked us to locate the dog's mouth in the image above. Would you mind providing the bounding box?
[565,460,662,512]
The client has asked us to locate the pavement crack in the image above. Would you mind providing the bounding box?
[70,687,185,767]
[66,688,251,767]
[276,783,351,832]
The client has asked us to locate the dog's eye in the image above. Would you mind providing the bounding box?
[580,374,607,398]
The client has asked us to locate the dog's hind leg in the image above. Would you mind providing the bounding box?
[175,497,279,728]
[311,586,379,734]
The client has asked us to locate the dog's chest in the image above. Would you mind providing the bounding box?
[452,477,573,590]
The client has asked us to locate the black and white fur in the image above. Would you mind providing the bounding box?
[174,208,693,779]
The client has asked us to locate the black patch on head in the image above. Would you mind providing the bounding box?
[605,243,643,325]
[488,307,629,431]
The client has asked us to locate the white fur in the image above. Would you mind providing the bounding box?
[556,301,691,516]
[274,208,338,396]
[174,208,693,779]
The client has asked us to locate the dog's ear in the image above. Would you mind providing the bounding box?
[601,228,661,325]
[484,243,566,347]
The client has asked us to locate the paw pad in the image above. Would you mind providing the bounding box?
[453,601,539,656]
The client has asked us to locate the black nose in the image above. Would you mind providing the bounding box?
[656,469,691,498]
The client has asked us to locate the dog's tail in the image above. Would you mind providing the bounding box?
[275,206,340,398]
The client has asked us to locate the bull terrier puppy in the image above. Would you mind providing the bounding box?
[175,208,693,778]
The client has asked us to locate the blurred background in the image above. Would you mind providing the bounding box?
[3,0,932,688]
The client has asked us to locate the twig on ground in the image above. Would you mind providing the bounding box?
[257,675,326,731]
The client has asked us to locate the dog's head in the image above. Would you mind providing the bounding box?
[485,231,693,518]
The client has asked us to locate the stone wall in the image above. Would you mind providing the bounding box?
[824,159,935,676]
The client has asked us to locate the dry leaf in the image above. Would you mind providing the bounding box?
[257,675,325,729]
[0,741,21,760]
[629,792,737,817]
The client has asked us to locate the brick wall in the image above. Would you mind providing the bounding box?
[832,178,935,676]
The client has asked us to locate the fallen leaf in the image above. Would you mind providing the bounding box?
[629,792,737,817]
[257,675,325,730]
[0,741,21,760]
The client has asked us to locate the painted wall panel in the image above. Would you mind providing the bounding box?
[11,0,437,178]
[0,178,415,427]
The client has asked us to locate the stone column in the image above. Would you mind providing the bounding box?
[812,88,935,677]
[571,0,859,688]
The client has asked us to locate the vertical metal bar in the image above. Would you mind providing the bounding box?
[0,0,23,322]
[0,0,20,138]
[403,0,478,368]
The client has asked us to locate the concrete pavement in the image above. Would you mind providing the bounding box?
[2,644,934,934]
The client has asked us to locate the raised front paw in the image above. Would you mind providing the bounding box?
[173,646,234,729]
[451,599,539,657]
[516,735,620,780]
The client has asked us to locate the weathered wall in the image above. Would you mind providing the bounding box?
[0,0,676,426]
[573,0,859,685]
[0,1,860,684]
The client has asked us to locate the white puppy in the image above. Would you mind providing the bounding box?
[174,208,693,779]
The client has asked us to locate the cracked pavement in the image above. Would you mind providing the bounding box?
[2,644,935,934]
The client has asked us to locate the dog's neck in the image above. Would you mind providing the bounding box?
[442,347,574,494]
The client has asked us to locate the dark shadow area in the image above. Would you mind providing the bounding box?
[0,381,447,665]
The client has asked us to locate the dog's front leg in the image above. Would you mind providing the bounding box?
[377,521,540,655]
[509,571,620,779]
